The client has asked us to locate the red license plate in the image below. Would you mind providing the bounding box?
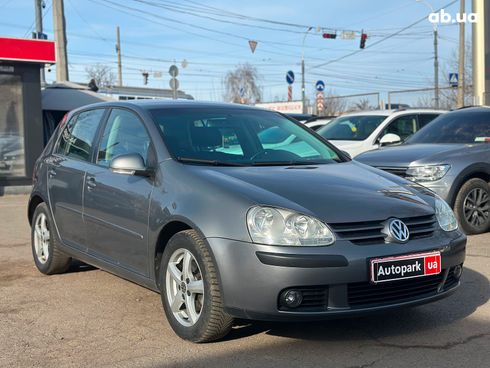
[370,251,441,284]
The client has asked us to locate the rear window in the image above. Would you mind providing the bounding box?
[56,109,105,161]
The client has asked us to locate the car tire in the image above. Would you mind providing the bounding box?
[160,229,233,342]
[31,202,71,274]
[454,178,490,234]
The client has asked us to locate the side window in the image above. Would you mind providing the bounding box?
[56,109,104,161]
[418,114,440,128]
[381,114,418,141]
[97,109,151,167]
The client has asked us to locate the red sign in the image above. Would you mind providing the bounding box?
[424,254,441,275]
[0,37,56,64]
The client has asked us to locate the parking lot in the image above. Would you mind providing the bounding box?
[0,194,489,368]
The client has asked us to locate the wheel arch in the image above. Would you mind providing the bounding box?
[448,163,490,207]
[28,193,47,225]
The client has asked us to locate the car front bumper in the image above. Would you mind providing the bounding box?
[207,230,466,321]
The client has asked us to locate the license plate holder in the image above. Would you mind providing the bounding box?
[370,251,441,284]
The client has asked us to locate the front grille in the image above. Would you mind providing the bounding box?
[376,166,408,178]
[348,272,446,308]
[330,214,437,245]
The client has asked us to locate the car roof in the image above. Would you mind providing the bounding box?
[336,108,446,118]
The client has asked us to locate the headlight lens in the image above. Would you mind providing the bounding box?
[246,206,335,246]
[406,164,450,182]
[435,197,458,231]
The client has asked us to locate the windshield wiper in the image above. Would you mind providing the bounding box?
[251,160,324,166]
[176,157,245,166]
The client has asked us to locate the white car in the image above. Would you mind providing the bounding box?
[305,118,333,131]
[317,109,445,157]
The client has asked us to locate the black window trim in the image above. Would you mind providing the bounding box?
[374,113,436,144]
[91,106,157,169]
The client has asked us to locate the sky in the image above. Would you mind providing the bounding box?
[0,0,469,105]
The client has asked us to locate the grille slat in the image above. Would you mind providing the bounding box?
[375,166,408,178]
[330,215,436,245]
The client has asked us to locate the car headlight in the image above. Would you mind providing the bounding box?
[246,206,335,246]
[406,164,450,182]
[435,197,458,232]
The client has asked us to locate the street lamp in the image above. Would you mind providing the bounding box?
[301,27,313,114]
[416,0,439,108]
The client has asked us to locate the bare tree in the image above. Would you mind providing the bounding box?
[439,43,472,109]
[85,63,115,88]
[353,98,372,111]
[224,63,262,104]
[324,89,347,116]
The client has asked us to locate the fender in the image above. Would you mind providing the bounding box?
[447,162,490,206]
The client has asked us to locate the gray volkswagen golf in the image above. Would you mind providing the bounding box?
[29,101,466,342]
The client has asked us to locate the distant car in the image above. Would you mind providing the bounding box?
[285,113,317,123]
[304,117,335,131]
[317,109,444,157]
[356,107,490,234]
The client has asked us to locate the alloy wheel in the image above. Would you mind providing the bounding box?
[463,187,490,227]
[33,213,50,264]
[165,248,204,327]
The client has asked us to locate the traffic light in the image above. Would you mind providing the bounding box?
[142,71,149,85]
[322,32,337,39]
[360,32,368,49]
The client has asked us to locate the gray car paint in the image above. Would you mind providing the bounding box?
[29,100,466,320]
[356,143,490,205]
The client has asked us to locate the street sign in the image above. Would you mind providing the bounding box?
[316,91,325,114]
[239,86,245,97]
[169,78,179,91]
[286,70,295,85]
[315,80,325,91]
[449,73,459,87]
[169,64,179,77]
[248,40,258,53]
[341,31,356,40]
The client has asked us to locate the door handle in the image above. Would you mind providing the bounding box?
[48,169,57,178]
[86,176,97,190]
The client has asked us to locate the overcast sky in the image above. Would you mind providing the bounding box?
[0,0,468,104]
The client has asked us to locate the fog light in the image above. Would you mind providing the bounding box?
[453,265,463,280]
[281,289,303,308]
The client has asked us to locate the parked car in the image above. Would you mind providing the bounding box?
[304,116,335,131]
[29,101,465,343]
[317,109,444,157]
[356,107,490,234]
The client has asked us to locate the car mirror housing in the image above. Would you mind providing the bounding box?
[110,153,152,177]
[379,133,402,146]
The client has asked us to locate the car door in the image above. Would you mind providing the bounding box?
[83,108,154,276]
[47,108,106,250]
[377,114,419,147]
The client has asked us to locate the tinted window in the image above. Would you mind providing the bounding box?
[56,109,104,161]
[408,111,490,144]
[150,108,341,166]
[318,115,386,141]
[418,113,440,128]
[381,114,418,141]
[97,109,151,167]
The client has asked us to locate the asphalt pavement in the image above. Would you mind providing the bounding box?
[0,194,489,368]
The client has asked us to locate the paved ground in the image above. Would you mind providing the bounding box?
[0,195,489,368]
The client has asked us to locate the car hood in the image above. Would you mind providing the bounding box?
[187,161,435,223]
[356,143,468,167]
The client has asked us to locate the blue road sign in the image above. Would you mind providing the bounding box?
[239,86,245,97]
[449,73,459,87]
[315,80,325,91]
[286,70,295,85]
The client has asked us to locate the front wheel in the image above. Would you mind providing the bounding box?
[160,230,233,342]
[454,178,490,234]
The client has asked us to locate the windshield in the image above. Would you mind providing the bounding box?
[407,111,490,144]
[317,115,386,141]
[150,108,342,166]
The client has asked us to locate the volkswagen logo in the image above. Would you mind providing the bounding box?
[383,218,410,243]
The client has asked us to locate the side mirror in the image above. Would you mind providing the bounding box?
[110,153,152,177]
[379,133,401,147]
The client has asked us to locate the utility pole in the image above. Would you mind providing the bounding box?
[34,0,46,86]
[53,0,69,82]
[301,27,312,114]
[472,0,486,105]
[457,0,466,107]
[116,26,123,86]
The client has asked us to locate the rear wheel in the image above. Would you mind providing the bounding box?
[31,203,71,274]
[454,178,490,234]
[160,230,233,342]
